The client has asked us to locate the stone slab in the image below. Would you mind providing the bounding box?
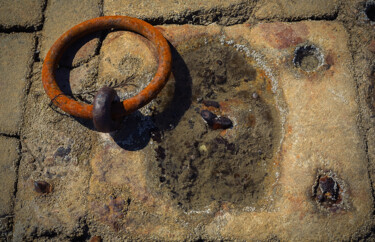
[14,21,373,240]
[0,33,34,135]
[85,22,372,240]
[0,136,19,217]
[0,0,44,30]
[104,0,255,25]
[40,0,101,66]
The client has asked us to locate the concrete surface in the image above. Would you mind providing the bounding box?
[1,0,375,241]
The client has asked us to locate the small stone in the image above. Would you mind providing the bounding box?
[202,100,220,108]
[90,236,102,242]
[34,181,53,194]
[252,92,259,99]
[212,117,233,130]
[200,110,217,125]
[199,144,208,153]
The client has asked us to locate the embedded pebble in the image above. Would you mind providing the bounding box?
[34,181,53,194]
[200,110,217,125]
[202,100,220,108]
[212,116,233,130]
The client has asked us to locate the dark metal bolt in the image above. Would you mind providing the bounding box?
[92,86,123,133]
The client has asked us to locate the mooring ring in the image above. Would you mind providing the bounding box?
[42,16,172,120]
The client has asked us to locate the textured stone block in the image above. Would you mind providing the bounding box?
[254,0,339,20]
[0,33,34,135]
[104,0,255,25]
[41,0,101,66]
[0,0,44,30]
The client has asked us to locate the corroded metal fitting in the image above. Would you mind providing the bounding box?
[42,16,172,131]
[93,86,123,133]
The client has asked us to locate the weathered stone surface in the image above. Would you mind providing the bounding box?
[0,0,44,30]
[59,33,101,68]
[98,31,158,101]
[0,33,34,135]
[55,56,100,104]
[254,0,339,20]
[0,136,19,217]
[104,0,255,25]
[221,21,372,240]
[84,22,372,240]
[41,0,101,66]
[12,62,96,241]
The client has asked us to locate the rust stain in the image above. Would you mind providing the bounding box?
[325,52,335,68]
[89,236,102,242]
[287,125,293,134]
[260,22,309,49]
[247,114,256,127]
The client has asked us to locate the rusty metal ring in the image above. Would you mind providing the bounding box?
[42,16,172,120]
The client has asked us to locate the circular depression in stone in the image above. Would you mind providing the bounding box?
[147,40,281,211]
[293,45,324,72]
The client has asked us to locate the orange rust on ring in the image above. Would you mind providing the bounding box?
[42,16,172,119]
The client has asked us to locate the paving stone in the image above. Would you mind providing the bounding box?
[0,33,34,135]
[0,136,19,217]
[84,22,372,240]
[104,0,255,25]
[0,0,44,30]
[41,0,101,66]
[12,62,96,241]
[254,0,340,20]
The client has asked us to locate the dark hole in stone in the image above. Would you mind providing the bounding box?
[34,181,53,194]
[312,175,342,209]
[293,45,323,72]
[366,2,375,21]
